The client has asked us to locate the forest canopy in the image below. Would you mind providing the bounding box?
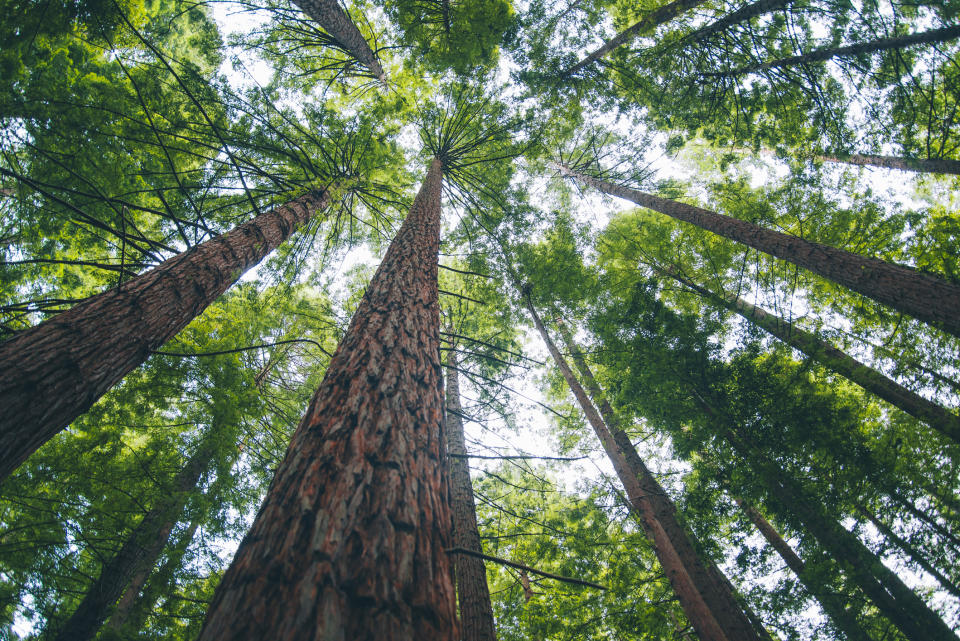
[0,0,959,639]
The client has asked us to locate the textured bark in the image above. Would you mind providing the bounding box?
[105,516,202,633]
[50,445,211,641]
[292,0,386,81]
[523,298,760,641]
[196,159,456,641]
[667,271,960,444]
[820,153,960,176]
[736,500,873,641]
[715,24,960,77]
[559,165,960,338]
[0,190,330,482]
[856,503,960,600]
[563,0,706,76]
[444,347,497,641]
[720,427,959,641]
[548,316,771,641]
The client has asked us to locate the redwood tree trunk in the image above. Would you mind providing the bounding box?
[196,159,457,641]
[667,270,960,444]
[558,165,960,338]
[444,346,497,641]
[50,442,212,641]
[0,189,330,482]
[736,499,873,641]
[564,0,706,76]
[292,0,386,81]
[524,297,765,641]
[682,0,795,45]
[820,153,960,176]
[720,426,959,641]
[716,24,960,78]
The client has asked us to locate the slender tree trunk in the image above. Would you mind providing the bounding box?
[666,270,960,444]
[444,346,497,641]
[523,297,766,641]
[714,24,960,78]
[557,164,960,338]
[718,424,959,641]
[563,0,706,76]
[682,0,795,45]
[105,516,202,633]
[736,499,874,641]
[819,153,960,176]
[888,491,960,552]
[856,503,960,600]
[0,189,331,482]
[292,0,386,81]
[196,159,456,641]
[49,443,212,641]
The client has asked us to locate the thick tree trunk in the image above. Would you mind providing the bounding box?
[444,347,497,641]
[666,270,960,444]
[558,165,960,338]
[715,24,960,77]
[523,298,766,641]
[856,503,960,600]
[292,0,386,81]
[720,426,959,641]
[819,153,960,176]
[0,190,331,482]
[736,499,873,641]
[196,159,456,641]
[563,0,706,76]
[50,444,211,641]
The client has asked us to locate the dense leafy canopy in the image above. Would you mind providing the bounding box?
[1,0,959,638]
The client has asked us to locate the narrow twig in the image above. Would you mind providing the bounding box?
[445,547,606,590]
[152,338,332,358]
[449,453,586,461]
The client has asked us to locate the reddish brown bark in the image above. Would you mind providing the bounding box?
[819,153,960,176]
[735,500,872,641]
[0,190,330,482]
[444,347,497,641]
[196,159,456,641]
[559,165,960,338]
[292,0,386,81]
[666,270,960,444]
[50,443,211,641]
[564,0,706,76]
[523,297,762,641]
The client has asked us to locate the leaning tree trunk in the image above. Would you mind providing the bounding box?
[444,346,497,641]
[715,24,960,78]
[718,424,960,641]
[563,0,706,76]
[819,152,960,176]
[196,159,457,641]
[855,503,960,600]
[50,441,213,641]
[665,269,960,444]
[682,0,795,45]
[523,296,766,641]
[557,165,960,338]
[292,0,386,81]
[735,499,874,641]
[0,189,331,482]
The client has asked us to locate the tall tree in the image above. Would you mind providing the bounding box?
[445,345,498,641]
[196,158,457,641]
[0,189,332,482]
[558,164,960,338]
[523,291,769,641]
[663,268,960,444]
[292,0,387,81]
